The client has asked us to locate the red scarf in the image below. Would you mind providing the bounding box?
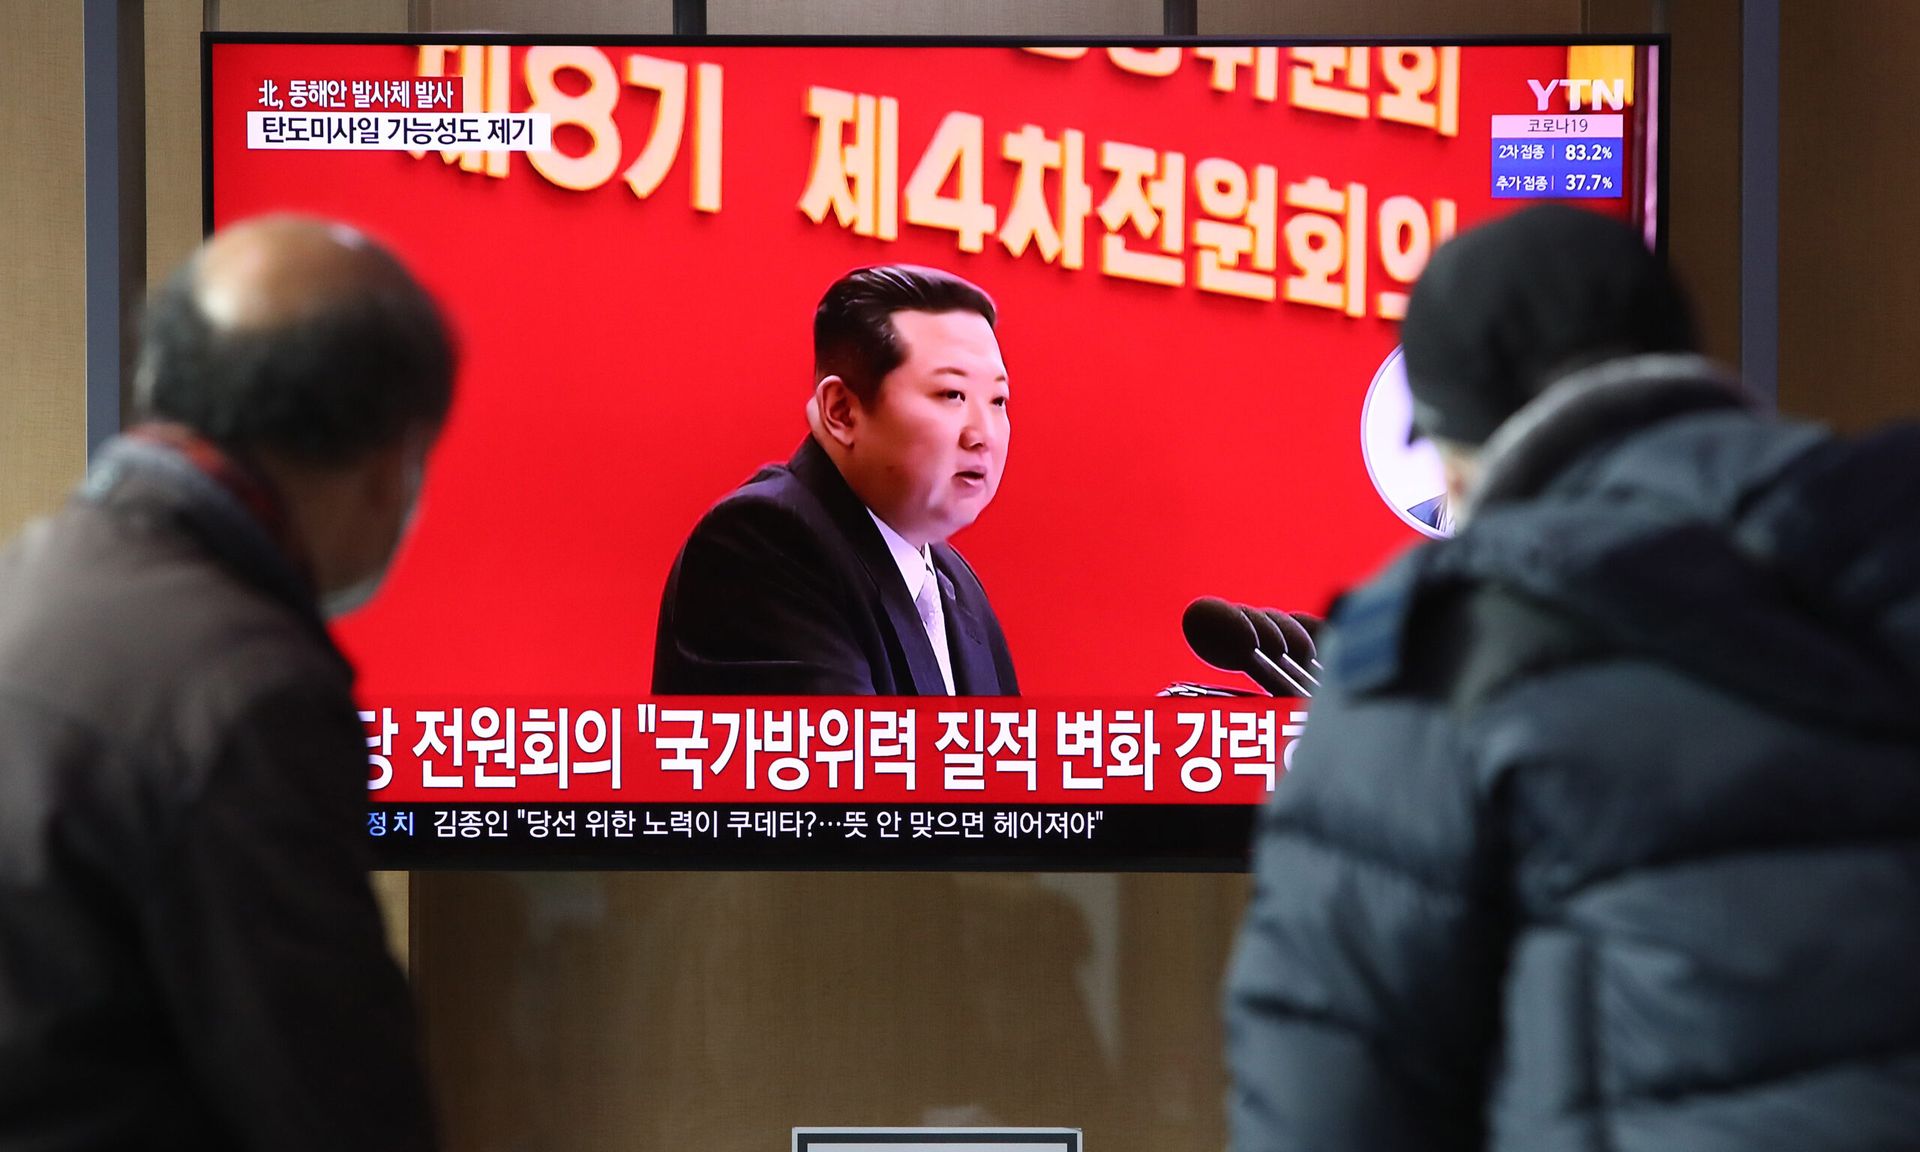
[123,423,312,582]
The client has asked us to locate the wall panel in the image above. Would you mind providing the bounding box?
[708,0,1160,37]
[1781,0,1920,427]
[146,0,204,284]
[425,0,674,35]
[1652,0,1741,370]
[0,0,88,536]
[414,870,1249,1152]
[212,0,408,32]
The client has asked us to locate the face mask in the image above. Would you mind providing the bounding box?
[322,452,425,620]
[321,569,386,620]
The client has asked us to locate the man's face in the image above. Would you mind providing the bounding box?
[848,309,1010,547]
[323,429,432,618]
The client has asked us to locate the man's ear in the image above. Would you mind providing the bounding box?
[814,375,861,449]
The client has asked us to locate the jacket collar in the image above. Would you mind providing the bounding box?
[80,426,333,644]
[788,436,951,694]
[1465,353,1751,520]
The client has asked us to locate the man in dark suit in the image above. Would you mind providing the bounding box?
[653,265,1019,695]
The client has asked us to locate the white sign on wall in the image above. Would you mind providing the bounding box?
[793,1129,1081,1152]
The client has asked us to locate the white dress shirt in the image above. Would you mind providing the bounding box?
[867,510,956,695]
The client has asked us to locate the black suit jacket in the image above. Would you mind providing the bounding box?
[653,437,1020,695]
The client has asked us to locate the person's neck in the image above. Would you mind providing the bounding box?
[247,452,356,596]
[127,423,314,576]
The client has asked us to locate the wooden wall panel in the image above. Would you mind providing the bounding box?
[1586,0,1743,370]
[1780,0,1920,427]
[414,870,1250,1152]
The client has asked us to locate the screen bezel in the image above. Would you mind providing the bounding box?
[201,32,1672,872]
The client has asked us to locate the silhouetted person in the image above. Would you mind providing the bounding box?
[1228,204,1920,1151]
[0,216,453,1151]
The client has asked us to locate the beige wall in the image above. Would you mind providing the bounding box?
[708,0,1159,35]
[212,0,408,32]
[0,1,88,538]
[414,870,1252,1151]
[146,0,207,285]
[424,0,673,34]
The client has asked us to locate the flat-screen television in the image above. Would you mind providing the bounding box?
[205,34,1666,869]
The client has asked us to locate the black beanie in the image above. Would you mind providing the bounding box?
[1402,204,1696,445]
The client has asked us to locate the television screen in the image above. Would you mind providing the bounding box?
[205,34,1665,868]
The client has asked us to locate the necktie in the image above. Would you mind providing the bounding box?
[915,552,956,695]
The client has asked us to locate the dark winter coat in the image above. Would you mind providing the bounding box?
[1228,355,1920,1152]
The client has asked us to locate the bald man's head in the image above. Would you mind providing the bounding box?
[134,215,454,467]
[192,216,422,334]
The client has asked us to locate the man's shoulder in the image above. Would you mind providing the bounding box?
[0,502,349,755]
[713,458,810,512]
[1324,542,1611,715]
[688,459,851,555]
[1321,548,1432,697]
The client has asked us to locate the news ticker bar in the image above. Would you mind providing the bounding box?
[364,699,1308,805]
[368,803,1258,870]
[246,111,551,150]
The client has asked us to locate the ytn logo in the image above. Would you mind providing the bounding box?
[1528,78,1627,111]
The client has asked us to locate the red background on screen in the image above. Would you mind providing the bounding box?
[211,42,1649,699]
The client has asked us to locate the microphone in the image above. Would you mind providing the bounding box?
[1292,612,1325,645]
[1157,682,1262,698]
[1244,605,1320,691]
[1182,597,1312,697]
[1264,609,1324,675]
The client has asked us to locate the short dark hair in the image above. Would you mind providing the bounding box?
[813,265,996,407]
[132,256,456,467]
